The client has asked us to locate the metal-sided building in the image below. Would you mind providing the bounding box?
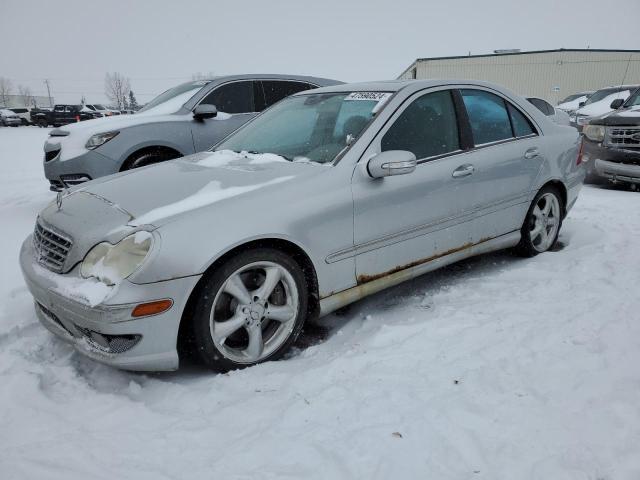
[398,49,640,104]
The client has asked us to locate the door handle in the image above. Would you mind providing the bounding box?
[524,147,540,159]
[452,164,475,178]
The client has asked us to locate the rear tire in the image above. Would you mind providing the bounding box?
[190,248,308,372]
[123,148,181,170]
[515,186,564,257]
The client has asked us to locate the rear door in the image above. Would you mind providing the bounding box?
[458,88,543,240]
[257,80,313,111]
[191,80,260,151]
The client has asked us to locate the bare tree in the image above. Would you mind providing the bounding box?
[104,72,131,110]
[0,77,13,106]
[18,85,34,107]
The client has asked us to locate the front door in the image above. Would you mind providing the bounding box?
[352,88,478,281]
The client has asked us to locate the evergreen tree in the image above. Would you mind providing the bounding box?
[128,90,139,111]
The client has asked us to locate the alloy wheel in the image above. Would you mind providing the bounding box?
[209,261,299,364]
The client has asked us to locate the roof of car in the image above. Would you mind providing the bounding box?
[304,78,517,95]
[203,74,343,87]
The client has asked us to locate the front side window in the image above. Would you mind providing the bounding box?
[201,81,254,114]
[461,89,513,145]
[381,90,459,160]
[216,92,386,163]
[260,81,312,110]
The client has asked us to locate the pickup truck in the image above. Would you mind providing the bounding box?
[582,87,640,189]
[32,105,99,127]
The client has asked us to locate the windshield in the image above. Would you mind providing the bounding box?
[138,81,209,113]
[216,92,390,164]
[583,88,624,106]
[94,104,105,110]
[623,88,640,107]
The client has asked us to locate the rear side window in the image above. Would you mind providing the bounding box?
[382,90,459,160]
[259,81,312,110]
[461,89,513,145]
[12,108,27,113]
[507,104,536,137]
[200,81,254,114]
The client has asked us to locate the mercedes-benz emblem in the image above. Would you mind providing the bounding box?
[56,188,69,211]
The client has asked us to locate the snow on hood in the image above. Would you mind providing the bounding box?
[76,150,320,227]
[576,90,631,117]
[616,106,640,118]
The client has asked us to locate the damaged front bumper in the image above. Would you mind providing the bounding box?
[20,235,201,371]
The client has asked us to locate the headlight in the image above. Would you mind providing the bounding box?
[85,131,119,150]
[576,116,591,126]
[80,232,153,285]
[584,125,605,142]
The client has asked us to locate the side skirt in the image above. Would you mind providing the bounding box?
[318,231,521,317]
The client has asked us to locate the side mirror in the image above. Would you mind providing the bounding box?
[578,101,585,108]
[193,104,217,121]
[367,150,417,178]
[610,98,624,110]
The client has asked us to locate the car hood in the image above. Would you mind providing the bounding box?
[590,106,640,126]
[75,150,328,228]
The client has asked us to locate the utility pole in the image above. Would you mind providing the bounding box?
[44,79,53,108]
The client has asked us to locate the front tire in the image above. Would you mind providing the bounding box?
[123,148,181,170]
[190,248,308,372]
[515,186,564,257]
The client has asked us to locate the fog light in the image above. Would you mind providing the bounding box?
[132,299,173,317]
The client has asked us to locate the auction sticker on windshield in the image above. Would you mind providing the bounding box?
[345,92,392,102]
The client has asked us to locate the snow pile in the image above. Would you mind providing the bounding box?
[1,128,640,479]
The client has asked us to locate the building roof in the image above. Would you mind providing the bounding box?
[413,48,640,63]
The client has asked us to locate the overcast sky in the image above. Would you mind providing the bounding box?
[2,0,639,105]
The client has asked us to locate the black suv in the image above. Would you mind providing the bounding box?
[32,104,99,127]
[582,87,640,188]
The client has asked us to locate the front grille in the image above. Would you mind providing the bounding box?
[33,220,73,273]
[45,148,61,162]
[60,174,91,187]
[36,302,69,333]
[75,325,142,354]
[606,127,640,148]
[49,180,64,192]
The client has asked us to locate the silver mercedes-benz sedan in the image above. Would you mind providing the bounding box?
[20,79,585,372]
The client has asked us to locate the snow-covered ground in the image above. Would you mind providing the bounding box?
[1,127,639,480]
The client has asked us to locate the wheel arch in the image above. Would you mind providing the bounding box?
[176,237,320,361]
[120,145,184,171]
[538,179,568,217]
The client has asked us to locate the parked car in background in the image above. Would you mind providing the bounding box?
[20,79,584,371]
[9,107,34,125]
[32,104,100,128]
[556,91,594,114]
[42,74,342,191]
[526,97,571,126]
[571,85,639,131]
[0,109,22,127]
[582,86,640,187]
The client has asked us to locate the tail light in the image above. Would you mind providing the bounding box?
[576,138,584,165]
